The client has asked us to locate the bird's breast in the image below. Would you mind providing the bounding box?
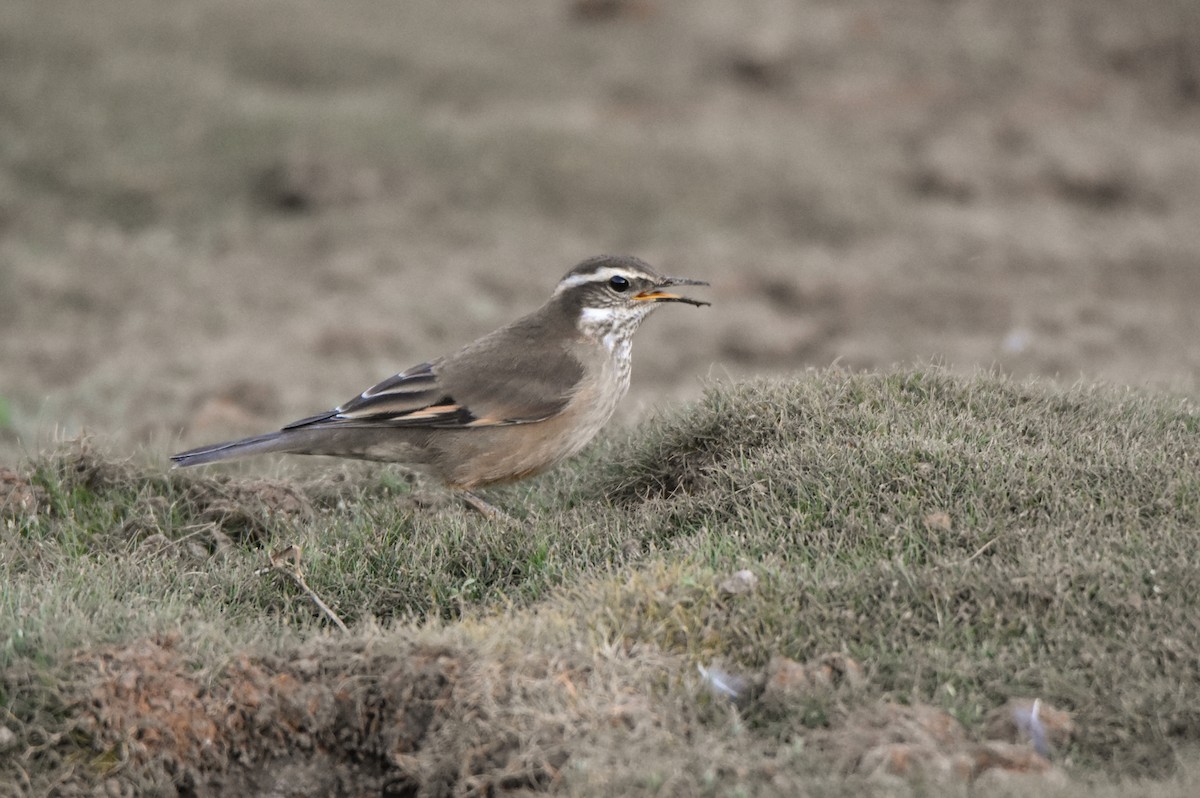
[562,337,632,448]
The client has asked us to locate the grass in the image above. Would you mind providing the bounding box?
[3,367,1200,795]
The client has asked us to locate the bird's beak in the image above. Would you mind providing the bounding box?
[633,276,711,307]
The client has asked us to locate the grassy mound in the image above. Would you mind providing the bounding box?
[3,369,1200,795]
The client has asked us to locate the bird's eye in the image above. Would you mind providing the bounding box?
[608,275,630,292]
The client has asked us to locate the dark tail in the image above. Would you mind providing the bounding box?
[170,431,298,467]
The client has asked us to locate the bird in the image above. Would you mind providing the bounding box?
[170,255,710,516]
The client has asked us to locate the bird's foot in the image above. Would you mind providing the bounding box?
[457,489,514,522]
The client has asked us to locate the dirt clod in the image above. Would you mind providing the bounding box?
[762,653,866,703]
[717,569,758,596]
[828,702,1067,786]
[984,697,1075,754]
[78,635,568,797]
[0,465,43,518]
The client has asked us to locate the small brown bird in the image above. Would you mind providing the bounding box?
[171,255,709,514]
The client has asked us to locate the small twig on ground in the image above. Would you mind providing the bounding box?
[963,537,997,564]
[257,543,348,632]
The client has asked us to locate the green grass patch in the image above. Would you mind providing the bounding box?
[3,369,1200,795]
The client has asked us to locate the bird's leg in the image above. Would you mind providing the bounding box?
[456,489,513,521]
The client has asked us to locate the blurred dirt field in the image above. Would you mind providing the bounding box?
[2,0,1200,463]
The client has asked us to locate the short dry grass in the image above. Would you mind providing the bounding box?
[3,369,1200,795]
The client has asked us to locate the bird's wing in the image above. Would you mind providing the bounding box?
[434,329,587,426]
[313,361,477,427]
[284,337,584,430]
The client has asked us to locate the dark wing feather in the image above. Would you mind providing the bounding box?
[331,362,446,419]
[276,362,453,429]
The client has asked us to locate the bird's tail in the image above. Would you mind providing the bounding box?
[170,431,300,468]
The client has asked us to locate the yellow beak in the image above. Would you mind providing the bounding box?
[633,277,711,307]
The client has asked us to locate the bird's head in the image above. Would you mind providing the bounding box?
[553,255,710,339]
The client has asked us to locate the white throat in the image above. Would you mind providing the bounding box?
[578,305,649,355]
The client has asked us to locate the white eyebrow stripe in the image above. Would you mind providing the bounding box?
[554,266,645,294]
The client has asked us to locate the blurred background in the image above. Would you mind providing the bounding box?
[2,0,1199,463]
